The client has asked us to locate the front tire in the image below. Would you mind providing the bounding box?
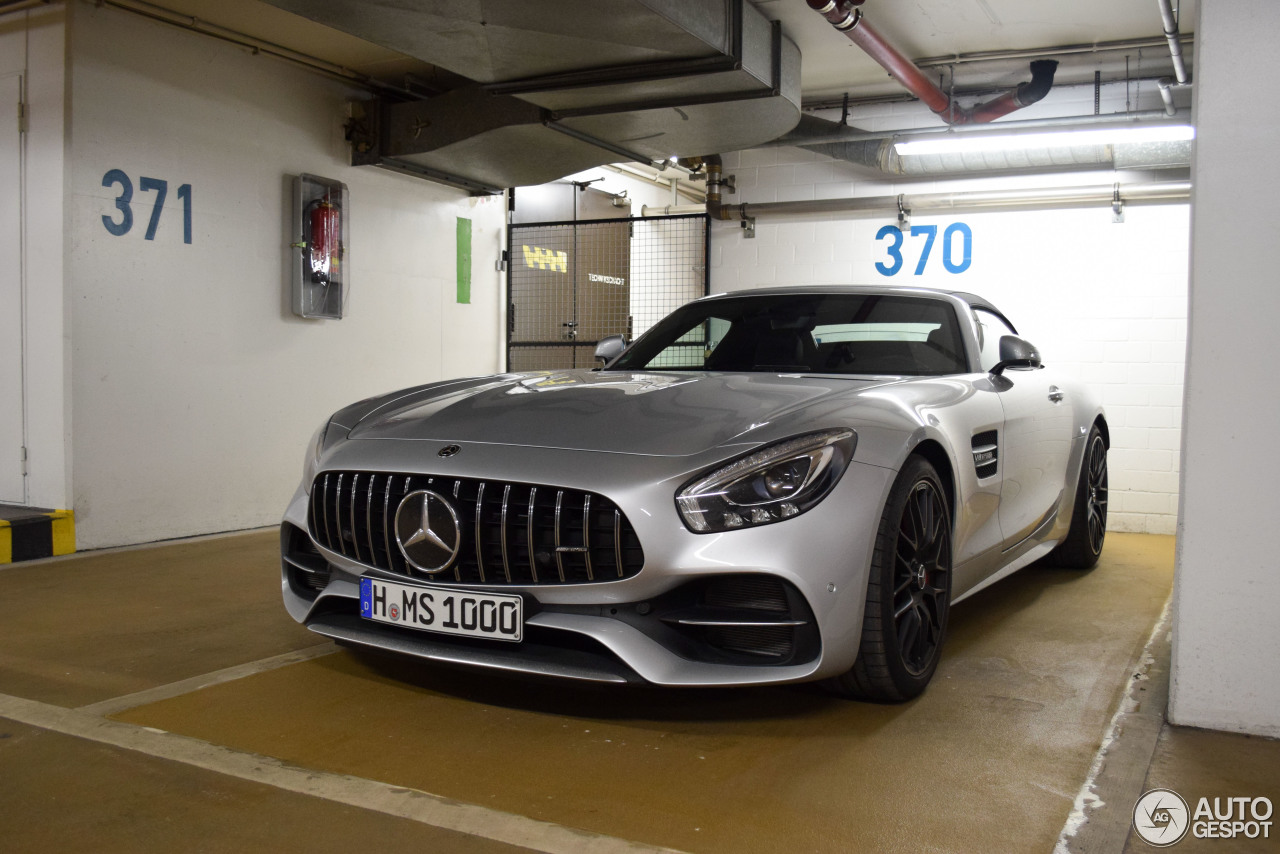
[1045,425,1108,569]
[824,455,953,702]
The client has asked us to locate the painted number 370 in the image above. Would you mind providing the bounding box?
[101,169,193,244]
[875,223,971,276]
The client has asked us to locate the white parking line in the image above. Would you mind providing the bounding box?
[0,692,684,854]
[77,642,340,716]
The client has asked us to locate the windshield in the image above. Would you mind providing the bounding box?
[611,293,969,376]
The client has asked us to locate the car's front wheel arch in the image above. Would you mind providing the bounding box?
[907,439,956,529]
[1092,414,1111,451]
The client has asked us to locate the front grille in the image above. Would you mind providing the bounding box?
[308,471,644,585]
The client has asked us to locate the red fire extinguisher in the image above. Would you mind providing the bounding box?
[308,193,341,285]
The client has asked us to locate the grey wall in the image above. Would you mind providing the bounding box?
[1170,0,1280,738]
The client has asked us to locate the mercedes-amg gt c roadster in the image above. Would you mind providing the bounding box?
[280,286,1108,701]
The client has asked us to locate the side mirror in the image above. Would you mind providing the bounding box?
[991,335,1042,375]
[594,334,628,365]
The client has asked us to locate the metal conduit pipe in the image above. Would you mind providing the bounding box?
[1157,0,1189,84]
[707,181,1190,220]
[913,34,1195,70]
[641,204,709,217]
[1157,80,1191,116]
[806,0,1057,124]
[1155,0,1191,117]
[602,164,705,203]
[704,154,725,210]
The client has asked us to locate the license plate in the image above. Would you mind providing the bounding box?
[360,577,523,643]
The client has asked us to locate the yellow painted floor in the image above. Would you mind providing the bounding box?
[0,530,1276,853]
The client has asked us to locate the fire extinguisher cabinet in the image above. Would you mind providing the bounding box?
[291,174,349,319]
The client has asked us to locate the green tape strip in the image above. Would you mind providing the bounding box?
[456,217,472,305]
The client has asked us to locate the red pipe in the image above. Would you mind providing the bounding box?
[968,61,1059,122]
[806,0,1056,125]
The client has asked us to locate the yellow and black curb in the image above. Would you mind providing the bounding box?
[0,507,76,564]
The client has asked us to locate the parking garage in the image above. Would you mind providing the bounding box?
[1,1,1277,852]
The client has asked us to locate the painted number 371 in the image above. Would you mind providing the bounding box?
[101,169,193,244]
[875,223,971,276]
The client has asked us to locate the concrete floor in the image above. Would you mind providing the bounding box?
[0,530,1276,853]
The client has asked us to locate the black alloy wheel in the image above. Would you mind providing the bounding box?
[893,477,953,677]
[824,455,953,702]
[1083,432,1109,556]
[1045,424,1109,569]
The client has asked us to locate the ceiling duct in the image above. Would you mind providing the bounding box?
[261,0,801,191]
[777,114,1191,177]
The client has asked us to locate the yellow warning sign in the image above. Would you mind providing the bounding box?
[522,245,568,273]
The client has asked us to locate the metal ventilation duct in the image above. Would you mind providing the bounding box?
[786,115,1192,177]
[260,0,801,191]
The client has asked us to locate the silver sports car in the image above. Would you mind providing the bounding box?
[281,286,1107,701]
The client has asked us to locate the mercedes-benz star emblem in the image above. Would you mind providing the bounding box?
[394,490,461,573]
[438,445,461,458]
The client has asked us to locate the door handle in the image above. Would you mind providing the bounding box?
[1048,386,1064,403]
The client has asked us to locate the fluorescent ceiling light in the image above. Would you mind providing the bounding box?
[895,124,1196,156]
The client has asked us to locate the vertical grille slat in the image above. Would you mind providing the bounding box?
[614,509,623,579]
[475,482,488,584]
[452,479,463,582]
[334,474,349,557]
[349,473,363,564]
[382,475,395,573]
[500,484,513,583]
[321,473,334,551]
[365,475,378,567]
[527,487,539,584]
[309,471,642,586]
[582,495,594,582]
[553,490,567,582]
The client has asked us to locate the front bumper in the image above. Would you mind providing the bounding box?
[280,444,897,688]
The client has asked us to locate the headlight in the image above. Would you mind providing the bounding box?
[301,421,330,492]
[676,429,857,533]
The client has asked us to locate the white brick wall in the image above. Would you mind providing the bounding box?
[713,104,1189,534]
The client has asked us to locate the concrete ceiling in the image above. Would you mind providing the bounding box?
[133,0,1196,106]
[761,0,1196,100]
[122,0,1194,187]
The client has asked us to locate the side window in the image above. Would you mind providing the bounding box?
[974,309,1017,373]
[646,320,710,368]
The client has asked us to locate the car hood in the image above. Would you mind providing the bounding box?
[345,370,894,457]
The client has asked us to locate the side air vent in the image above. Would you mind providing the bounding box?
[972,430,999,479]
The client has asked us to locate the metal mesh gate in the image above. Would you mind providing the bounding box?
[508,214,708,371]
